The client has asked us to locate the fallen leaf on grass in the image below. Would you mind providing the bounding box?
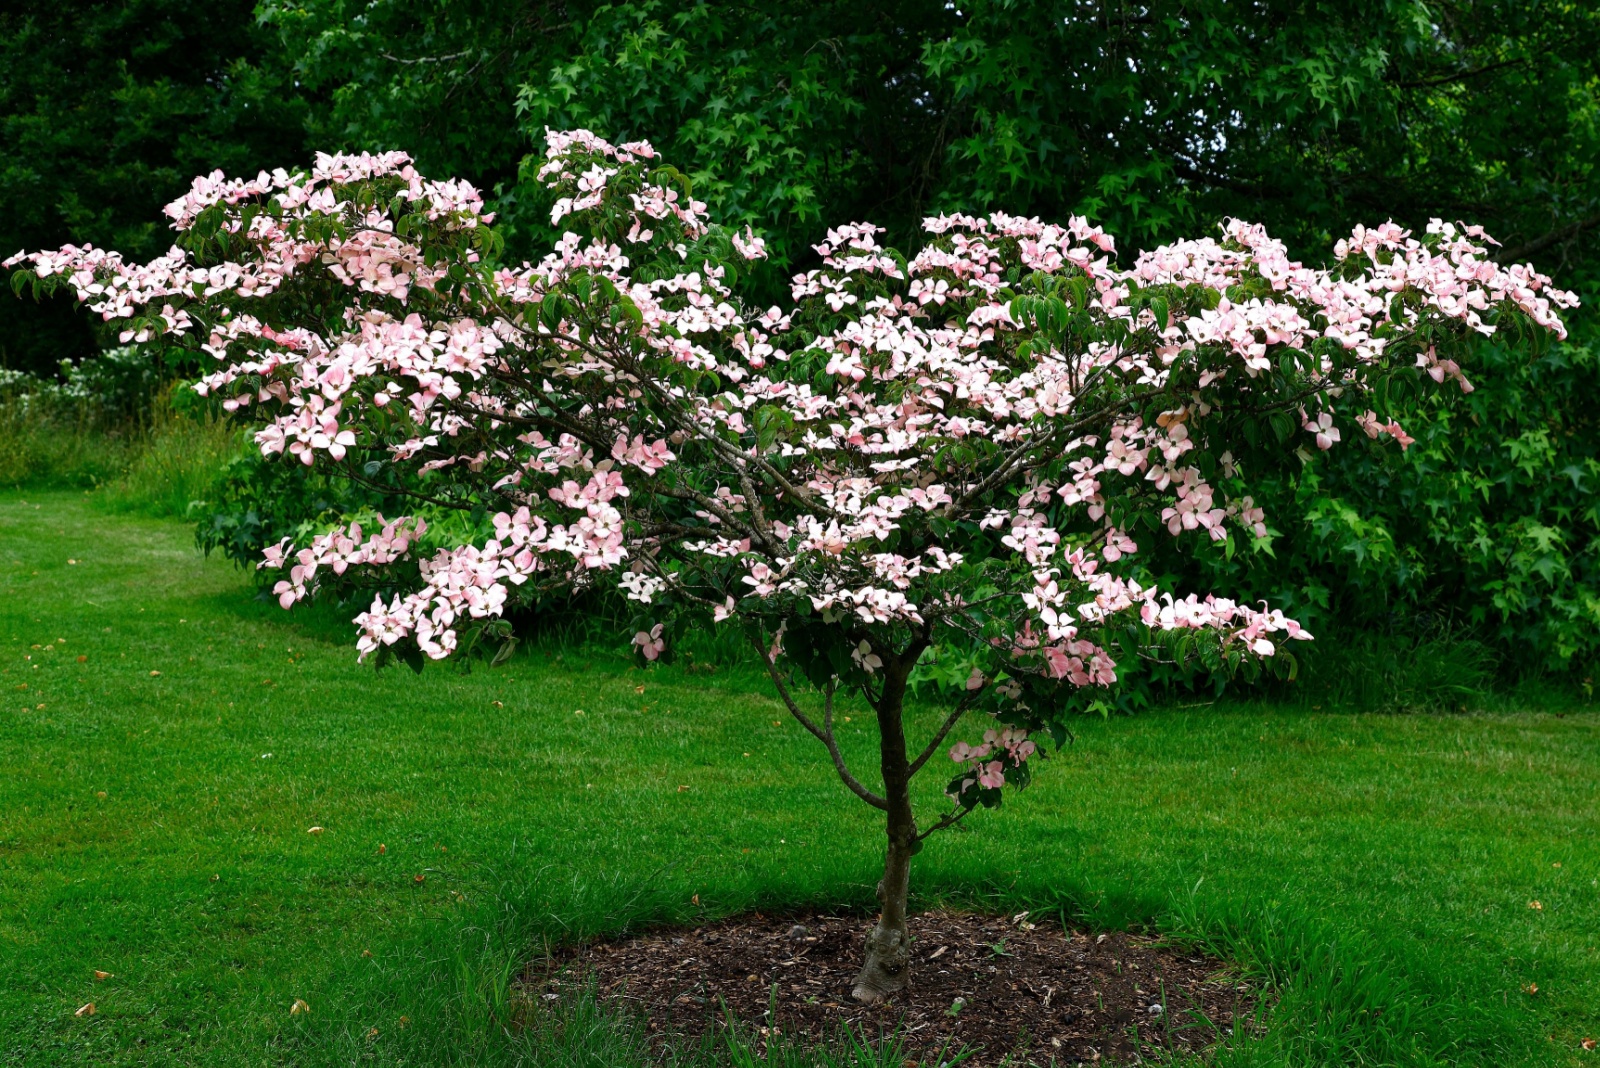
[95,791,106,799]
[149,671,161,677]
[677,784,690,792]
[398,1016,410,1029]
[94,971,112,980]
[307,826,324,835]
[1530,900,1544,911]
[376,843,386,854]
[414,874,425,884]
[1524,983,1540,995]
[290,999,310,1016]
[75,1003,95,1017]
[367,1027,379,1040]
[77,655,86,663]
[362,950,372,958]
[1582,1037,1595,1051]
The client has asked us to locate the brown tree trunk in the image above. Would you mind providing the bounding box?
[851,663,917,1005]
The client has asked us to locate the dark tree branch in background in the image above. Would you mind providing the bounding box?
[1497,212,1600,264]
[1393,55,1531,90]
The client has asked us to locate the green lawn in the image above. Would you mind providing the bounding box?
[2,492,1597,1067]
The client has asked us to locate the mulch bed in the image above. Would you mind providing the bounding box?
[531,910,1256,1066]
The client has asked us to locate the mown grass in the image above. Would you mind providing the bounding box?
[1,492,1597,1066]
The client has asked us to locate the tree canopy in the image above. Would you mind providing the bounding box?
[0,0,314,371]
[262,0,1600,292]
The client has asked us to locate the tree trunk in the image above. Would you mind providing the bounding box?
[852,664,917,1005]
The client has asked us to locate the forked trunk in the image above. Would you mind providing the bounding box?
[852,665,917,1005]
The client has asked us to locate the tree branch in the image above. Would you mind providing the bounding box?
[381,50,473,66]
[907,689,980,778]
[750,632,887,810]
[917,802,977,842]
[1496,212,1600,264]
[1393,55,1529,90]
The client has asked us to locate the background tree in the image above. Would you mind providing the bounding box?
[0,0,316,373]
[259,0,1600,287]
[232,0,1600,674]
[7,131,1573,997]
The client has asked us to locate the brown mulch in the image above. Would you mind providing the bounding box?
[531,910,1256,1066]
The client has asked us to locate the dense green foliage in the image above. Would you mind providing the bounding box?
[1151,339,1600,675]
[260,0,1600,285]
[0,0,315,373]
[3,495,1596,1066]
[5,0,1598,673]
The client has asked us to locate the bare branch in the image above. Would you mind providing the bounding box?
[381,50,473,66]
[750,631,887,810]
[907,689,981,778]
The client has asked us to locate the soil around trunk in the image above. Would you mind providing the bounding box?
[531,910,1257,1065]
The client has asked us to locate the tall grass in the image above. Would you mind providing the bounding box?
[1277,628,1498,712]
[0,384,240,516]
[0,391,133,487]
[97,395,240,517]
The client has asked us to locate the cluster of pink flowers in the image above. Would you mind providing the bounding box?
[950,726,1038,792]
[6,130,1576,768]
[262,517,426,610]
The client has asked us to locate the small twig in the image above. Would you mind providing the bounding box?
[917,803,977,842]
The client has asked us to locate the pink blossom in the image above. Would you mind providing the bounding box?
[632,624,666,661]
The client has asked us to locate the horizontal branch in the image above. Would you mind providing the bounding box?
[1497,211,1600,264]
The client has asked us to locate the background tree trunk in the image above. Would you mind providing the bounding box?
[852,664,917,1004]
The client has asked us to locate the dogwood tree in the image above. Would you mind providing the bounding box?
[6,130,1574,1002]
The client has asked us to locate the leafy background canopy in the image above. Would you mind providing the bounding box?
[3,0,1597,674]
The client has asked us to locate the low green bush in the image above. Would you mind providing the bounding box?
[1143,337,1600,679]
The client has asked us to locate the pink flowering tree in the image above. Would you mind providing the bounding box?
[6,131,1575,1002]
